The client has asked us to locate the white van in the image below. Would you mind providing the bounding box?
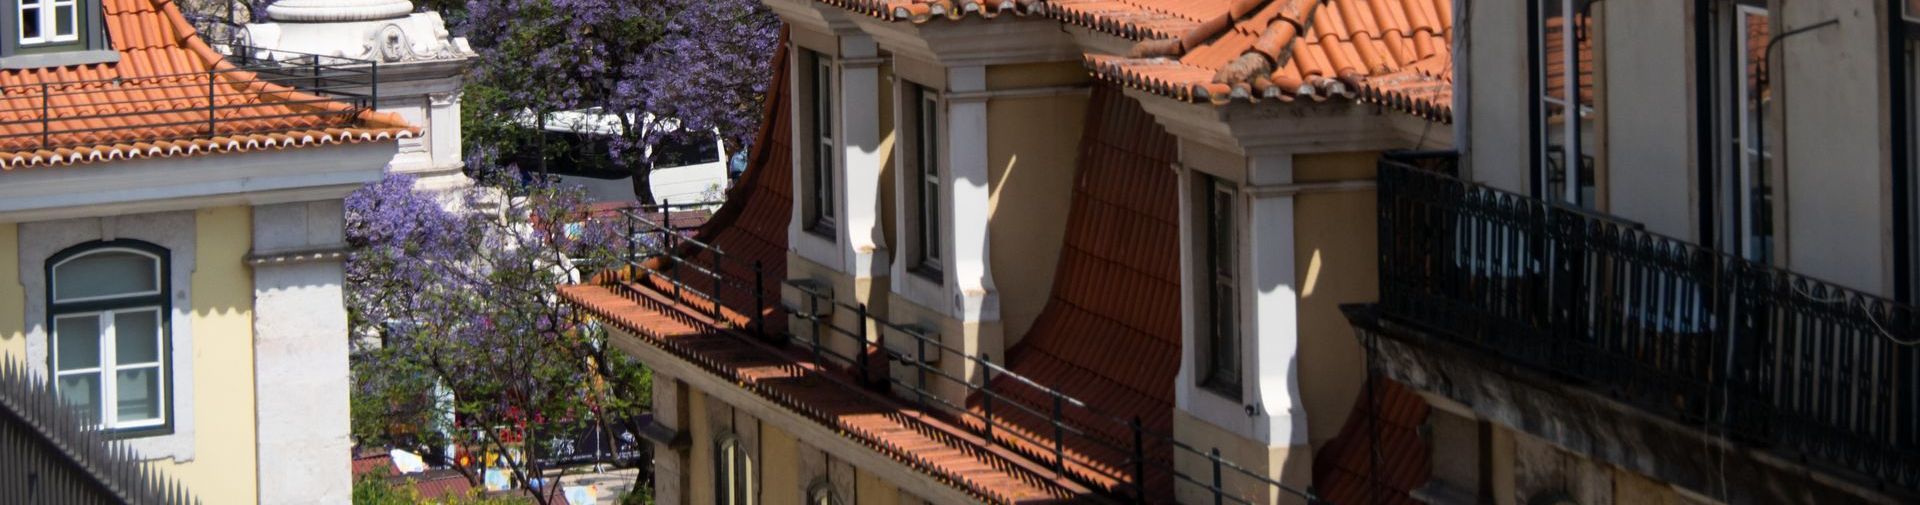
[516,108,733,206]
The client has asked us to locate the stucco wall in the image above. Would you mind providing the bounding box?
[1172,409,1311,505]
[856,467,903,505]
[761,419,802,505]
[177,206,260,505]
[1601,0,1697,239]
[0,223,21,360]
[985,89,1085,344]
[1779,0,1893,294]
[1290,152,1378,448]
[1465,0,1532,193]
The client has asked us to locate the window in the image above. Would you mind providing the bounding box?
[906,83,941,277]
[1534,0,1600,208]
[18,0,79,46]
[807,480,839,505]
[803,49,836,234]
[1707,1,1774,263]
[714,434,754,504]
[47,241,169,434]
[1199,176,1239,397]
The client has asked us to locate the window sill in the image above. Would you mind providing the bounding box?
[910,264,942,283]
[1199,380,1241,403]
[0,49,120,70]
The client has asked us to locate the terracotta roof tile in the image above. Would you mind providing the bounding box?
[1083,0,1454,121]
[0,0,416,170]
[959,82,1181,500]
[1312,377,1430,505]
[813,0,1045,23]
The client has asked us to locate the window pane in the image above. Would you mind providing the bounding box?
[55,251,159,301]
[116,367,162,423]
[21,6,40,40]
[55,315,100,371]
[53,4,72,37]
[115,310,161,365]
[57,372,100,424]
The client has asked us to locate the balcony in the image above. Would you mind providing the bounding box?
[1345,153,1920,492]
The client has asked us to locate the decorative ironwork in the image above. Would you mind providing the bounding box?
[0,357,202,504]
[1369,154,1920,489]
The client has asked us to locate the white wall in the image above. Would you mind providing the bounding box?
[251,200,353,504]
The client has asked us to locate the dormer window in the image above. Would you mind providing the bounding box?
[1,0,115,69]
[19,0,79,46]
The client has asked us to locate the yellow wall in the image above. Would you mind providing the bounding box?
[156,206,259,504]
[985,89,1086,344]
[689,387,715,505]
[1290,152,1379,448]
[855,467,901,505]
[760,420,802,505]
[0,223,22,362]
[1172,409,1311,505]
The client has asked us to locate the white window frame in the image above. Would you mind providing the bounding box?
[18,0,80,46]
[1199,176,1240,398]
[714,433,754,505]
[48,246,169,433]
[808,50,837,235]
[909,83,942,277]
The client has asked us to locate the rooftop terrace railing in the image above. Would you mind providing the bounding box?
[1369,154,1920,489]
[600,210,1327,504]
[0,44,380,154]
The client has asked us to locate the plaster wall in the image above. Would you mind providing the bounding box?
[0,224,21,360]
[785,251,889,373]
[984,89,1085,344]
[761,419,803,505]
[1289,152,1377,448]
[885,287,1001,407]
[1779,0,1894,295]
[1172,409,1311,505]
[856,468,903,505]
[1600,0,1698,240]
[1464,0,1532,193]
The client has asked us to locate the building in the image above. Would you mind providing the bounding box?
[0,0,419,503]
[562,1,1917,504]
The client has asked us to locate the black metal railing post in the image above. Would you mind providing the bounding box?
[981,353,995,440]
[207,68,218,136]
[1052,392,1066,472]
[1211,447,1224,505]
[625,212,636,268]
[809,292,823,361]
[914,335,929,407]
[39,81,49,149]
[854,303,871,385]
[1131,416,1146,504]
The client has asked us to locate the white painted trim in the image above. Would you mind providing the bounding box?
[0,143,393,223]
[937,65,997,322]
[837,34,893,280]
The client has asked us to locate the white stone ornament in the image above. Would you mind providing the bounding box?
[265,0,414,23]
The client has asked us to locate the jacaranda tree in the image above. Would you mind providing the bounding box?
[462,0,780,203]
[345,172,650,503]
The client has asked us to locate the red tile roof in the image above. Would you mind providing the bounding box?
[0,0,415,169]
[1084,0,1454,121]
[802,0,1454,121]
[1312,378,1430,505]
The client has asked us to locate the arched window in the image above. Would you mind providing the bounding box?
[806,479,839,505]
[714,433,754,504]
[47,240,169,433]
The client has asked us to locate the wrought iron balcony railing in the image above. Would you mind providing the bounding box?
[1367,154,1920,489]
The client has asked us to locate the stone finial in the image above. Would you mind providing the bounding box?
[266,0,415,22]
